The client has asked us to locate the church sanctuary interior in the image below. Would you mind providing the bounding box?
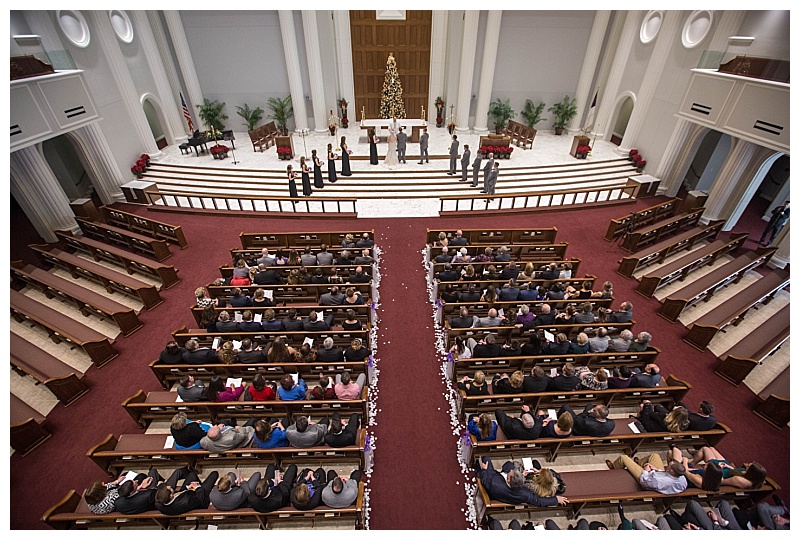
[9,8,792,531]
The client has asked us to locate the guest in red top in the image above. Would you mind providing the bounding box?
[306,376,336,400]
[247,373,276,401]
[207,375,246,402]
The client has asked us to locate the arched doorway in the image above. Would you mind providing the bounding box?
[41,135,95,201]
[609,95,634,146]
[682,130,730,193]
[726,153,787,233]
[142,94,170,150]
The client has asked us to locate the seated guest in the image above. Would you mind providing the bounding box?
[84,475,130,514]
[683,400,717,431]
[322,470,362,508]
[199,305,218,332]
[195,286,217,308]
[320,285,345,306]
[573,302,596,324]
[526,304,557,329]
[521,333,542,356]
[449,229,468,246]
[498,279,520,301]
[518,283,537,301]
[606,453,687,495]
[609,329,634,352]
[628,331,652,351]
[587,327,610,352]
[434,246,452,263]
[247,373,276,401]
[350,265,372,282]
[592,280,614,298]
[439,284,459,303]
[277,373,306,400]
[437,262,459,282]
[344,338,370,362]
[452,247,471,264]
[603,301,633,323]
[449,306,475,329]
[495,405,543,440]
[236,338,265,364]
[206,375,246,402]
[568,332,590,354]
[343,287,364,305]
[316,337,344,362]
[470,333,502,358]
[356,232,374,248]
[458,370,489,395]
[210,469,262,511]
[303,310,332,331]
[607,365,633,388]
[546,283,566,300]
[576,366,608,391]
[290,467,327,511]
[251,418,289,448]
[334,370,367,400]
[170,412,211,450]
[256,248,275,267]
[537,410,574,438]
[306,376,336,400]
[538,263,560,280]
[481,284,499,304]
[342,309,363,330]
[260,308,283,331]
[212,310,236,332]
[310,268,329,284]
[281,308,304,331]
[315,244,333,266]
[494,246,511,263]
[216,340,238,364]
[554,304,577,323]
[637,401,689,433]
[154,466,220,515]
[477,458,567,507]
[468,412,498,441]
[201,423,254,452]
[286,416,328,448]
[459,264,478,281]
[229,288,252,307]
[458,283,482,302]
[548,363,580,391]
[253,264,283,285]
[295,343,315,362]
[500,338,522,356]
[542,332,570,355]
[474,308,503,327]
[558,263,573,279]
[183,338,219,364]
[113,469,162,514]
[272,249,288,266]
[499,262,520,281]
[251,287,275,307]
[492,370,525,394]
[516,304,534,326]
[682,445,767,491]
[523,366,550,393]
[630,363,662,387]
[341,233,356,248]
[238,310,262,332]
[324,412,360,447]
[158,340,186,364]
[559,403,615,437]
[248,464,297,513]
[177,375,206,402]
[300,246,318,266]
[472,246,494,263]
[483,265,501,281]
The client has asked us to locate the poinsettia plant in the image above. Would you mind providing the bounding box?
[577,145,592,153]
[131,164,144,175]
[435,96,445,109]
[277,147,292,156]
[209,144,228,155]
[629,149,639,157]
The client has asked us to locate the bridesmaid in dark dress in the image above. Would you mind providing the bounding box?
[368,128,378,165]
[300,156,312,196]
[312,149,324,189]
[286,164,298,198]
[327,143,338,184]
[340,136,352,176]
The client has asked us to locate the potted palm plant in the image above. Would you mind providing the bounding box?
[548,95,577,135]
[197,99,228,134]
[266,95,293,136]
[520,100,546,129]
[488,98,515,134]
[236,103,264,131]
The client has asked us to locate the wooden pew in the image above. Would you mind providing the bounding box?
[10,289,118,367]
[433,258,583,279]
[55,230,180,289]
[42,484,365,530]
[617,220,724,278]
[635,233,749,298]
[505,120,536,149]
[191,304,372,328]
[10,333,89,405]
[123,388,368,428]
[438,297,613,322]
[29,243,163,310]
[684,269,790,350]
[86,431,366,478]
[604,198,682,241]
[715,303,790,386]
[172,326,369,350]
[468,421,731,463]
[621,208,705,252]
[99,205,188,249]
[435,276,596,300]
[240,230,374,250]
[230,245,365,262]
[474,469,778,523]
[11,393,51,456]
[219,264,373,281]
[753,366,790,429]
[150,359,369,390]
[76,217,172,261]
[206,282,371,305]
[450,347,661,383]
[427,243,570,262]
[446,320,636,345]
[12,262,142,337]
[426,228,557,245]
[657,249,778,322]
[458,374,690,420]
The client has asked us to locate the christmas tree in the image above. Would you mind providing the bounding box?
[379,52,406,119]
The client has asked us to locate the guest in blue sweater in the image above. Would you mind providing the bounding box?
[468,413,498,441]
[277,373,307,400]
[251,418,289,448]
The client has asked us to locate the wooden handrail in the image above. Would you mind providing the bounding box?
[145,188,357,215]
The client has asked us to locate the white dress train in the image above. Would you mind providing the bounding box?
[384,131,399,169]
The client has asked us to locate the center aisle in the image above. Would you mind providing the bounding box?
[368,221,468,529]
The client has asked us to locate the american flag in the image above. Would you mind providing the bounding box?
[180,92,194,132]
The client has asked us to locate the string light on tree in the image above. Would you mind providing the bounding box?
[379,52,406,119]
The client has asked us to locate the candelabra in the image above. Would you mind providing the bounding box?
[298,128,310,158]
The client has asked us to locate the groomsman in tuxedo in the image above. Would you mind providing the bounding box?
[471,151,483,187]
[396,127,408,164]
[418,127,429,164]
[460,144,471,182]
[447,135,459,175]
[481,153,495,192]
[486,162,500,200]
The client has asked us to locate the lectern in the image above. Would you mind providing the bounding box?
[570,135,591,157]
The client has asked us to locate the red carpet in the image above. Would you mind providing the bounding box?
[10,197,789,530]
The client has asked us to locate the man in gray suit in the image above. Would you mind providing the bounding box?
[447,134,459,175]
[460,144,471,182]
[396,126,408,164]
[321,470,362,508]
[471,151,483,187]
[200,424,255,452]
[177,375,205,402]
[210,470,262,510]
[481,153,495,193]
[486,162,500,200]
[285,416,329,448]
[418,127,429,164]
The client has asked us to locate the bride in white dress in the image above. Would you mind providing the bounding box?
[384,129,399,169]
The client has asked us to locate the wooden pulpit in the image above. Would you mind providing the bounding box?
[570,135,591,157]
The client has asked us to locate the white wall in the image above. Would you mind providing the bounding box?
[732,10,790,60]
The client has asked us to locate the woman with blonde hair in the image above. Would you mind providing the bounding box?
[195,286,217,308]
[460,264,478,281]
[217,340,239,364]
[524,467,560,498]
[458,370,488,396]
[492,369,525,394]
[592,280,613,298]
[342,233,355,248]
[436,231,449,247]
[344,337,370,362]
[251,287,274,307]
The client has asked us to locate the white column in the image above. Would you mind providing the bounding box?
[163,11,204,126]
[278,11,309,132]
[454,10,480,134]
[702,139,760,223]
[428,11,449,124]
[302,11,328,133]
[594,11,641,140]
[148,11,190,141]
[473,11,503,135]
[73,123,127,204]
[567,10,612,134]
[619,12,681,153]
[655,117,696,196]
[10,146,79,242]
[767,228,790,269]
[86,11,160,157]
[131,11,185,145]
[332,11,355,123]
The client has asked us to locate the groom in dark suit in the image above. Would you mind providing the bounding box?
[396,127,408,164]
